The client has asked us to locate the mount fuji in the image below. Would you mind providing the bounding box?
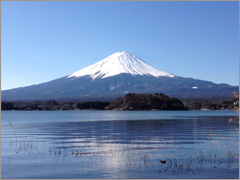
[68,51,174,80]
[2,51,238,101]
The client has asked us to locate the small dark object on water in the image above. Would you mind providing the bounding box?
[160,160,166,164]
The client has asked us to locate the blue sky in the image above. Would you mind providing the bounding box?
[2,1,239,90]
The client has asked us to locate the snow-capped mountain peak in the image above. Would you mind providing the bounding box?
[67,51,174,80]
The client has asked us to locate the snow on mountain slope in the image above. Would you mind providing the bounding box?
[68,51,174,80]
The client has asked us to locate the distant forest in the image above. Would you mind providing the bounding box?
[106,93,187,110]
[1,92,238,111]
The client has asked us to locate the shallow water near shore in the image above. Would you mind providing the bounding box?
[1,110,239,179]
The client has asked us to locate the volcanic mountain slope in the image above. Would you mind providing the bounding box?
[2,51,238,101]
[68,51,174,79]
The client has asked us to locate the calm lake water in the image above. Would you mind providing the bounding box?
[1,110,239,179]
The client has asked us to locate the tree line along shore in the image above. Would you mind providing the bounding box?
[1,93,238,111]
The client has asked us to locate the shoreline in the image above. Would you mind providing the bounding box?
[1,109,237,112]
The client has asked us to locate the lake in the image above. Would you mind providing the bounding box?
[1,110,239,179]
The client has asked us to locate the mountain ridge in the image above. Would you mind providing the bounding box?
[2,52,238,101]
